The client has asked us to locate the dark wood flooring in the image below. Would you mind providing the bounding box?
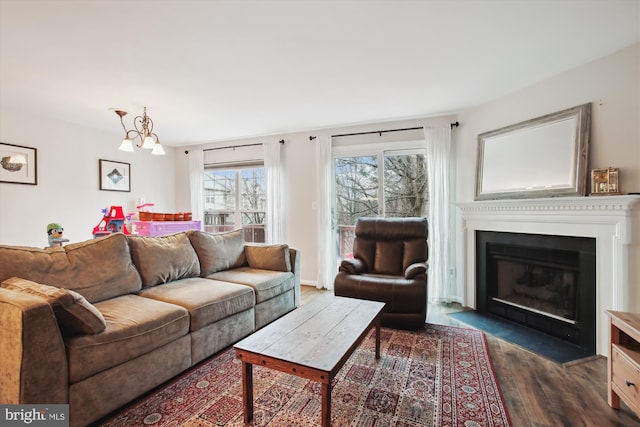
[301,286,640,427]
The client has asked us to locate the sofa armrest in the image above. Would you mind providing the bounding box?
[0,287,68,404]
[404,262,428,279]
[289,248,301,307]
[339,258,366,275]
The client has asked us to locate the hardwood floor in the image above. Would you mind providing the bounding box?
[301,286,640,427]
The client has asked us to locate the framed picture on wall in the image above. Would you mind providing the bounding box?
[0,142,38,185]
[99,159,131,192]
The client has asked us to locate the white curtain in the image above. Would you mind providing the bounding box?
[425,126,453,302]
[315,136,334,289]
[188,149,204,223]
[264,141,284,244]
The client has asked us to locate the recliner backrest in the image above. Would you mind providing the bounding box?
[352,217,428,275]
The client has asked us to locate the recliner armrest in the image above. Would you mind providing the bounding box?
[339,258,366,274]
[404,262,428,279]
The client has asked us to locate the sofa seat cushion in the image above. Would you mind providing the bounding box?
[137,278,255,331]
[65,294,189,383]
[207,267,294,304]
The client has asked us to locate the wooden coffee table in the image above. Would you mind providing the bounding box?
[234,295,385,427]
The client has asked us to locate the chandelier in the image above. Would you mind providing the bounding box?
[114,107,165,155]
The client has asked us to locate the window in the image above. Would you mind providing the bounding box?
[334,144,428,260]
[203,165,266,243]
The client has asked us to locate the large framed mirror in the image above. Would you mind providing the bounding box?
[475,103,591,200]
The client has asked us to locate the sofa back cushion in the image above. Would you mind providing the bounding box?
[0,233,142,303]
[187,229,247,276]
[128,232,201,287]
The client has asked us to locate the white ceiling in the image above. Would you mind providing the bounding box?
[1,0,638,147]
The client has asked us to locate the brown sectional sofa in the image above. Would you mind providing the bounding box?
[0,229,300,426]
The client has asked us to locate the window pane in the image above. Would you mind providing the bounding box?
[203,165,266,243]
[204,169,235,210]
[335,156,379,226]
[384,153,429,217]
[240,168,266,213]
[335,155,379,260]
[334,150,429,262]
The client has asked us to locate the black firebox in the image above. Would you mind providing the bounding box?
[476,231,596,354]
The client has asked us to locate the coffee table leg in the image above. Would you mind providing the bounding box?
[242,361,254,423]
[375,316,381,359]
[321,381,331,427]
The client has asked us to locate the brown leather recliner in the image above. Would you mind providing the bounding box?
[334,217,428,329]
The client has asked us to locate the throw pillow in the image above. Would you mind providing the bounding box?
[245,244,291,272]
[1,277,107,335]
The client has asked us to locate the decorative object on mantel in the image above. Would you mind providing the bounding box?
[113,106,165,155]
[0,142,37,185]
[590,167,620,195]
[475,103,591,200]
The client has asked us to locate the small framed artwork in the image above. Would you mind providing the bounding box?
[590,167,620,195]
[0,142,38,185]
[99,159,131,192]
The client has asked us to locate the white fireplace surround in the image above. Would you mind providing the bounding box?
[458,195,640,356]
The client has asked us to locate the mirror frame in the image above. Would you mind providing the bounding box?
[475,103,591,200]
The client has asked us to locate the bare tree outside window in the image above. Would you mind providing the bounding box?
[384,153,429,218]
[335,156,378,226]
[335,150,428,259]
[240,168,266,225]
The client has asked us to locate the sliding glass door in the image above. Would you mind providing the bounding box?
[334,146,428,261]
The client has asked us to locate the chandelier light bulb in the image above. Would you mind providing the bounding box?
[142,135,156,149]
[151,142,166,155]
[118,138,134,152]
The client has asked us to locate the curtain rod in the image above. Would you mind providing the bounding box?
[185,140,284,154]
[308,122,459,141]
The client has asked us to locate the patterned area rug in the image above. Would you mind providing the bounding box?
[97,324,511,426]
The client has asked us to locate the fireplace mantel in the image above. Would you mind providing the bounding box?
[458,195,640,356]
[460,195,639,214]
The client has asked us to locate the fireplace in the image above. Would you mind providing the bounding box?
[459,195,640,356]
[476,231,596,353]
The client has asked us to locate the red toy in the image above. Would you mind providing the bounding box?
[92,206,130,238]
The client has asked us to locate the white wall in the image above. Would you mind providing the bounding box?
[0,107,176,247]
[176,115,455,285]
[455,43,640,303]
[456,43,640,202]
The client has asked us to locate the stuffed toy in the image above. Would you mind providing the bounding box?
[47,223,69,247]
